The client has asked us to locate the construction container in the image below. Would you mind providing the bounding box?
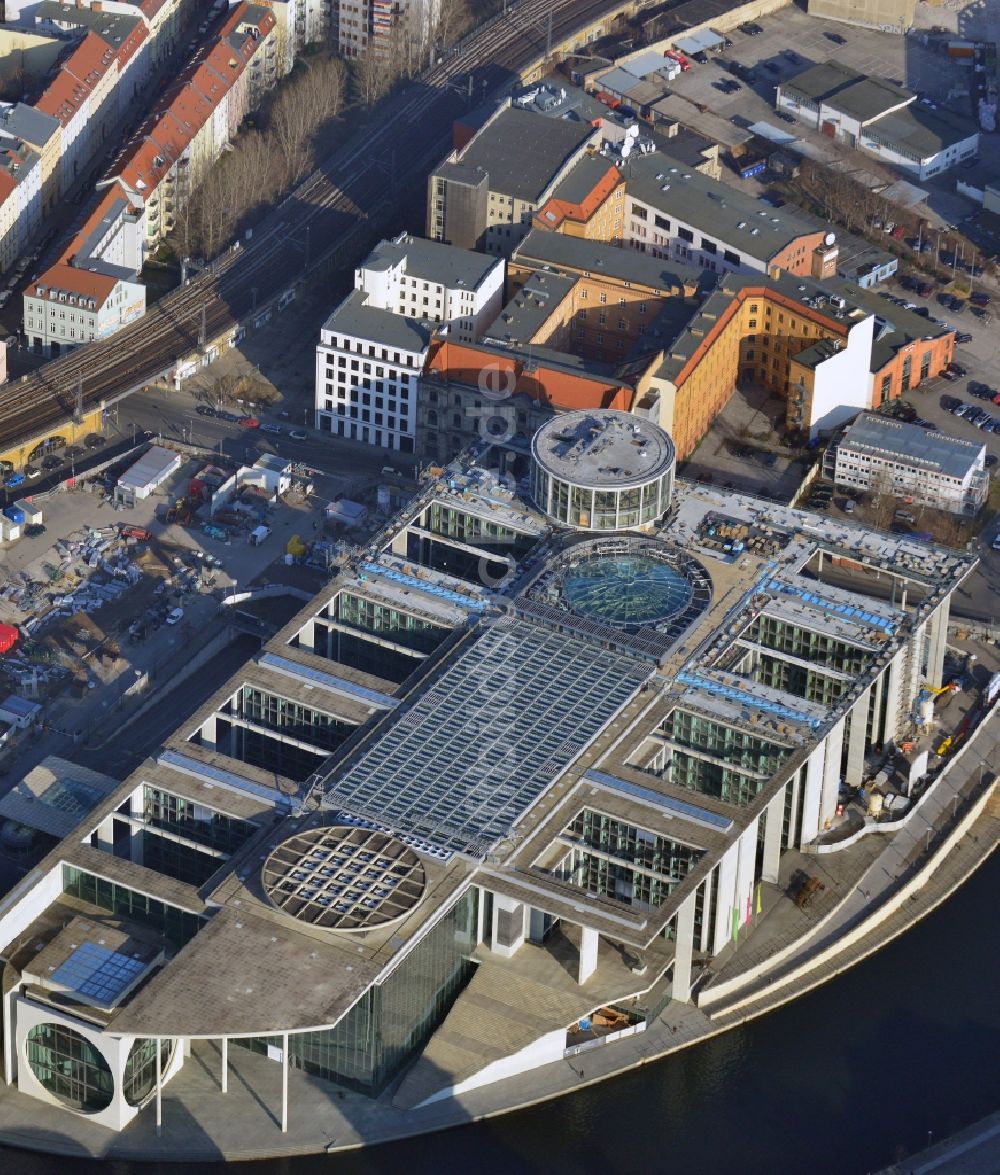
[3,506,25,527]
[0,624,18,654]
[0,518,20,542]
[13,500,41,525]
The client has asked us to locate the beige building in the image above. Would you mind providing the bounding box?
[807,0,915,33]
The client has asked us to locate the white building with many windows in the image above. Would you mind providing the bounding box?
[355,233,504,345]
[825,413,988,515]
[314,292,430,452]
[315,235,505,450]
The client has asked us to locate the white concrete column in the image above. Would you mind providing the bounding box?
[155,1036,162,1137]
[577,925,599,985]
[820,718,845,832]
[761,786,785,884]
[698,872,713,952]
[883,647,905,745]
[490,893,526,959]
[221,1037,228,1093]
[200,714,218,749]
[844,689,870,787]
[281,1032,289,1134]
[671,891,697,1003]
[711,842,739,956]
[799,744,826,845]
[474,885,486,944]
[925,596,950,688]
[95,815,115,852]
[735,818,757,932]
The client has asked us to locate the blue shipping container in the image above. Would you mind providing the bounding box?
[3,506,25,525]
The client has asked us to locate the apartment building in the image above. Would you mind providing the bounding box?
[777,62,979,180]
[314,292,430,452]
[427,105,598,255]
[532,154,626,241]
[23,262,144,355]
[622,151,837,279]
[109,3,277,247]
[826,413,988,515]
[262,0,331,75]
[0,102,59,216]
[355,233,504,343]
[315,235,503,449]
[0,132,41,274]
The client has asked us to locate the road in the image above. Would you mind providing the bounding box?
[0,0,615,454]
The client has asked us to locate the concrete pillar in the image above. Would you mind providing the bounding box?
[925,597,950,689]
[281,1032,288,1134]
[528,908,549,944]
[577,926,599,984]
[698,872,713,952]
[95,815,115,852]
[490,893,526,959]
[869,669,885,746]
[800,744,826,845]
[883,647,904,744]
[221,1037,228,1093]
[474,885,486,944]
[155,1036,162,1137]
[735,818,757,931]
[820,718,845,831]
[200,714,218,750]
[711,842,739,956]
[761,786,785,884]
[844,688,870,787]
[671,891,697,1003]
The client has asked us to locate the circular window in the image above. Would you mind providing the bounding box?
[123,1037,174,1107]
[25,1022,113,1113]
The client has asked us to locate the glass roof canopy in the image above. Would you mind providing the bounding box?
[323,615,650,857]
[50,942,148,1007]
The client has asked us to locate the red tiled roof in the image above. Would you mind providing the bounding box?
[0,170,16,204]
[36,33,115,128]
[425,340,634,411]
[33,263,118,306]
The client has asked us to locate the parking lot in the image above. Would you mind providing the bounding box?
[655,8,995,223]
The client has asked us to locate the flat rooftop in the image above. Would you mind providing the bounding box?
[532,408,675,489]
[323,289,434,352]
[362,234,500,291]
[838,413,985,479]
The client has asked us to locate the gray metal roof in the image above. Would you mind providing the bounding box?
[623,151,821,263]
[36,0,142,43]
[513,228,704,293]
[485,270,577,344]
[323,289,434,352]
[839,413,985,480]
[0,102,58,148]
[864,104,979,158]
[362,234,500,291]
[448,107,596,204]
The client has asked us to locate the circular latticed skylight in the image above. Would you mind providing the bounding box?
[261,825,426,932]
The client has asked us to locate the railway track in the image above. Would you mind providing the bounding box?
[0,0,621,452]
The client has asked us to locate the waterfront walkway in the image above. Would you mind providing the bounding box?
[876,1109,1000,1174]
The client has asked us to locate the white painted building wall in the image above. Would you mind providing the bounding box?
[806,313,875,436]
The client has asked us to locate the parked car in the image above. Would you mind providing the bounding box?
[939,369,959,381]
[985,454,998,468]
[24,523,45,538]
[739,22,763,35]
[970,292,990,306]
[165,608,184,626]
[196,405,216,416]
[25,465,41,478]
[777,110,795,123]
[843,498,856,513]
[84,433,105,448]
[947,362,967,376]
[239,416,260,428]
[955,332,973,344]
[41,454,64,470]
[4,473,24,489]
[259,423,283,435]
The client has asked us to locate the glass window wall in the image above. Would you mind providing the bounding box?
[25,1023,113,1113]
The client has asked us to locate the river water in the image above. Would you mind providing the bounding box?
[3,852,998,1175]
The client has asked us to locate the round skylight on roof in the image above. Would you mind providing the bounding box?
[261,825,426,932]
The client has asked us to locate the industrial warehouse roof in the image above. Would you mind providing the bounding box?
[323,289,434,352]
[362,234,500,290]
[822,76,912,124]
[623,151,822,262]
[779,61,864,105]
[117,445,181,493]
[445,107,596,203]
[863,104,979,158]
[838,414,985,480]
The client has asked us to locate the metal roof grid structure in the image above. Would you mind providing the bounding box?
[322,616,650,856]
[261,825,426,932]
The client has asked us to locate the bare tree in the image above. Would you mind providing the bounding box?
[433,0,470,58]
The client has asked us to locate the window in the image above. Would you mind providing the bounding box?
[654,214,670,231]
[701,239,717,255]
[599,292,607,304]
[678,227,694,243]
[724,250,740,266]
[25,1024,114,1113]
[631,204,647,220]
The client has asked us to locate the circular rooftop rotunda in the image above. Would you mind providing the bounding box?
[530,409,676,532]
[262,825,426,933]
